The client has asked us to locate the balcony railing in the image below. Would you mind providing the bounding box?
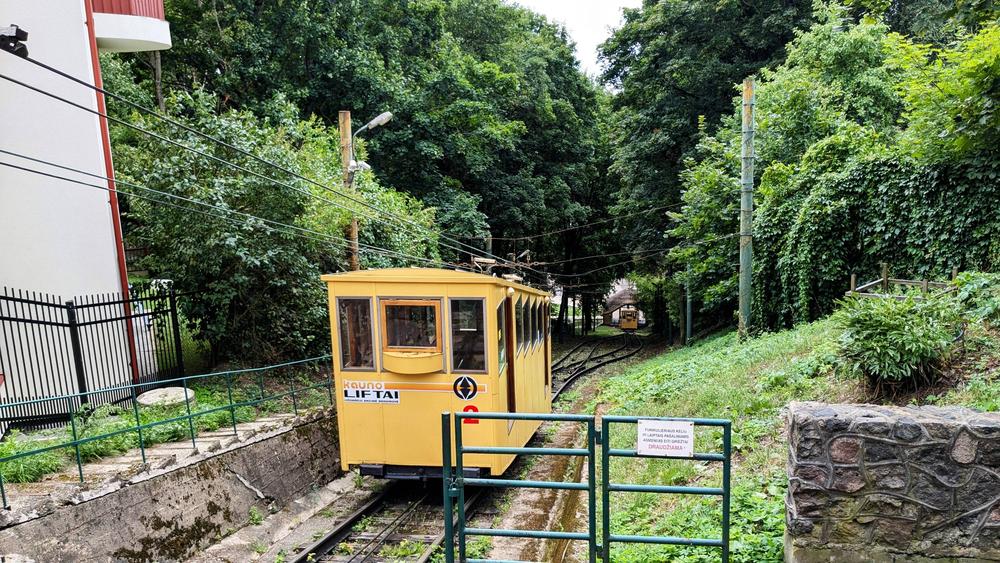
[92,0,165,21]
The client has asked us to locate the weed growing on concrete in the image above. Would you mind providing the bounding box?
[249,505,265,525]
[378,539,423,559]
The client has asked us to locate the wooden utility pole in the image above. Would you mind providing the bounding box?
[738,78,755,338]
[339,111,360,271]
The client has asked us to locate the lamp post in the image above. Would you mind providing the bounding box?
[339,110,393,271]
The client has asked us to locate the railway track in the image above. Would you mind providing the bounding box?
[552,332,643,399]
[291,483,482,563]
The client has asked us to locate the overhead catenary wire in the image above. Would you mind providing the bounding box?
[554,233,741,289]
[478,202,683,242]
[0,70,492,271]
[2,52,539,279]
[531,246,671,266]
[1,50,710,287]
[0,151,468,271]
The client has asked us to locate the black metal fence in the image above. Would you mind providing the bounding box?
[0,284,185,428]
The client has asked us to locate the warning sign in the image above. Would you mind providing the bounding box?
[343,380,400,404]
[637,419,694,458]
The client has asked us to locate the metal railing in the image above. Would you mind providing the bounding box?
[443,411,598,563]
[601,415,731,562]
[441,411,732,562]
[0,355,333,509]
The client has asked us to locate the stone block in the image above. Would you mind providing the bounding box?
[830,437,863,464]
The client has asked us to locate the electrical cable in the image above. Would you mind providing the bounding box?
[3,53,536,277]
[479,203,683,241]
[0,151,467,271]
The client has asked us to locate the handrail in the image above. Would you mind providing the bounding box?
[0,355,334,508]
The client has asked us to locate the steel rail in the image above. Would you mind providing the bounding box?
[554,334,643,399]
[414,489,484,563]
[289,484,398,563]
[345,490,431,563]
[554,336,629,376]
[550,339,592,370]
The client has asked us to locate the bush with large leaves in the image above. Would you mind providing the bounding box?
[833,293,964,395]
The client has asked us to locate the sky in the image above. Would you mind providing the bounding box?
[512,0,642,78]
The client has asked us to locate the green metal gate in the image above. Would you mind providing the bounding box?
[441,411,731,563]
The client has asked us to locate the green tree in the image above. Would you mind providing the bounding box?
[599,0,813,249]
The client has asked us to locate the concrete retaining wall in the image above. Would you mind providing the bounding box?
[0,408,340,562]
[786,401,1000,562]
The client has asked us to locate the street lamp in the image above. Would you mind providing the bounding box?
[339,110,393,271]
[349,111,393,174]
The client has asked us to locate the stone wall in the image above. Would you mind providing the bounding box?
[0,408,340,562]
[786,402,1000,562]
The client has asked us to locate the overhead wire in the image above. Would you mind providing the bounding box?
[554,233,741,289]
[0,70,490,270]
[3,52,539,279]
[0,150,467,271]
[479,202,683,241]
[530,247,671,266]
[2,50,726,288]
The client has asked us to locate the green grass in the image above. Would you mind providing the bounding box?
[378,539,424,559]
[597,319,856,562]
[0,370,331,483]
[594,310,1000,562]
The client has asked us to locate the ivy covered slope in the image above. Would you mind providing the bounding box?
[671,7,1000,331]
[597,278,1000,562]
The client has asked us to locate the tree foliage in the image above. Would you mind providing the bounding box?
[599,0,813,247]
[669,7,1000,332]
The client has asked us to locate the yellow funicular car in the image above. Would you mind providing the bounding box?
[322,268,552,479]
[619,306,639,332]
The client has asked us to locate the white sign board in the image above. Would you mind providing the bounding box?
[342,380,400,404]
[637,419,695,458]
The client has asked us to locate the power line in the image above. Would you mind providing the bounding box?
[480,203,683,242]
[3,52,536,279]
[554,233,741,287]
[531,247,671,266]
[0,150,467,271]
[0,70,479,266]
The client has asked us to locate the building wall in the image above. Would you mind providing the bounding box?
[0,2,122,298]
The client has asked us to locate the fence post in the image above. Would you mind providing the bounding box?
[881,262,889,293]
[65,300,89,405]
[129,388,147,465]
[66,397,84,482]
[441,412,455,563]
[168,288,185,377]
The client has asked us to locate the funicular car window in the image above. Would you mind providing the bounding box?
[382,299,440,350]
[338,298,374,369]
[533,303,545,344]
[514,296,524,353]
[497,300,508,370]
[521,299,530,350]
[529,301,538,347]
[451,299,485,372]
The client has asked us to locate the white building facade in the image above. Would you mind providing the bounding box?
[0,0,170,298]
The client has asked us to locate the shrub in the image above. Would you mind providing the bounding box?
[954,272,1000,327]
[833,293,964,395]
